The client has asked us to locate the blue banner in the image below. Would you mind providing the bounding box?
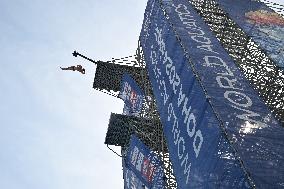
[125,135,165,189]
[217,0,284,68]
[140,0,284,188]
[140,1,251,188]
[119,73,144,116]
[123,160,144,189]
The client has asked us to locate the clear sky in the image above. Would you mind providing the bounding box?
[0,0,147,189]
[0,0,283,189]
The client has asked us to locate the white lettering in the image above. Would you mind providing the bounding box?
[136,152,144,172]
[153,21,207,186]
[231,104,268,128]
[197,44,219,54]
[178,84,186,107]
[224,91,253,108]
[204,56,234,76]
[182,97,192,125]
[193,130,203,158]
[178,137,185,159]
[186,113,196,138]
[216,76,243,90]
[131,146,139,166]
[173,73,181,94]
[169,65,176,85]
[191,35,211,44]
[181,153,191,184]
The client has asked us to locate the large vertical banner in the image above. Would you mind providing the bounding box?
[125,135,165,189]
[140,0,251,188]
[119,73,144,116]
[217,0,284,68]
[140,0,284,188]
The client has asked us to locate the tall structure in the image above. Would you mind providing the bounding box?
[74,0,284,188]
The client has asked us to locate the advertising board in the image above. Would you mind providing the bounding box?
[119,73,144,116]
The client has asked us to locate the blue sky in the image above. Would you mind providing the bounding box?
[0,0,147,188]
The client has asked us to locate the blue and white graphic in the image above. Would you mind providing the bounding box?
[125,135,165,189]
[119,73,144,116]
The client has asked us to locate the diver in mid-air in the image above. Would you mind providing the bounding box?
[60,65,85,74]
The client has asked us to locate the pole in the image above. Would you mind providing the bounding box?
[73,50,98,64]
